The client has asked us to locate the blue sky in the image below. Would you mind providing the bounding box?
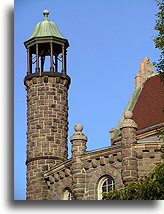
[14,0,160,200]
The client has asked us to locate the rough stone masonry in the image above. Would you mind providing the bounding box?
[25,75,70,200]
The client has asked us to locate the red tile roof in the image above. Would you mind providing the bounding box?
[132,74,163,131]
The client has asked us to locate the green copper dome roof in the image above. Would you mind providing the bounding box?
[25,10,67,43]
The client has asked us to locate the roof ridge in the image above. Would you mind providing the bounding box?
[111,58,159,141]
[114,86,142,133]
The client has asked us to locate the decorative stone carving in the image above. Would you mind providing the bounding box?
[70,124,88,158]
[47,180,51,187]
[136,149,143,159]
[135,73,143,88]
[117,152,122,162]
[135,57,154,88]
[100,157,106,166]
[74,124,83,132]
[49,175,55,184]
[92,159,98,168]
[59,171,65,179]
[109,128,115,140]
[65,168,71,177]
[83,161,90,170]
[149,150,155,158]
[140,57,154,77]
[70,124,88,142]
[54,173,60,181]
[109,154,114,163]
[121,111,137,130]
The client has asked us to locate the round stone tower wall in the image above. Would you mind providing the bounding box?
[25,74,70,200]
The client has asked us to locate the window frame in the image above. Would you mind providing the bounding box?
[97,175,115,200]
[63,188,74,200]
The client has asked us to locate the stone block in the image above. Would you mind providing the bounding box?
[122,148,132,157]
[73,174,85,179]
[128,159,137,166]
[122,170,130,177]
[123,176,136,184]
[73,188,84,194]
[124,165,137,171]
[32,77,37,84]
[73,183,85,189]
[47,136,54,141]
[42,165,48,171]
[43,76,48,83]
[72,168,82,174]
[77,178,85,183]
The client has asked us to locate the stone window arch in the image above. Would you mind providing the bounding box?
[63,187,74,200]
[97,175,115,200]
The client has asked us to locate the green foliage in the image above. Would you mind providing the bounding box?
[103,163,164,200]
[156,125,164,140]
[153,0,164,81]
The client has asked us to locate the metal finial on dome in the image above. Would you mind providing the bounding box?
[43,10,49,20]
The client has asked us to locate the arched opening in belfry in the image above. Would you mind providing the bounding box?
[26,42,66,75]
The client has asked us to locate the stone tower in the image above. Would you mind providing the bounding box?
[24,10,70,200]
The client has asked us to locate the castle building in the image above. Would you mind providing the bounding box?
[24,11,163,200]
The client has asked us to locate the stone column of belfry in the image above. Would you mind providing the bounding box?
[25,75,70,200]
[70,124,88,200]
[120,111,138,186]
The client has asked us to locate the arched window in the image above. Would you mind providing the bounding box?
[63,188,74,200]
[98,175,115,200]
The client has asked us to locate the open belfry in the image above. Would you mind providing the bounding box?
[24,10,163,200]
